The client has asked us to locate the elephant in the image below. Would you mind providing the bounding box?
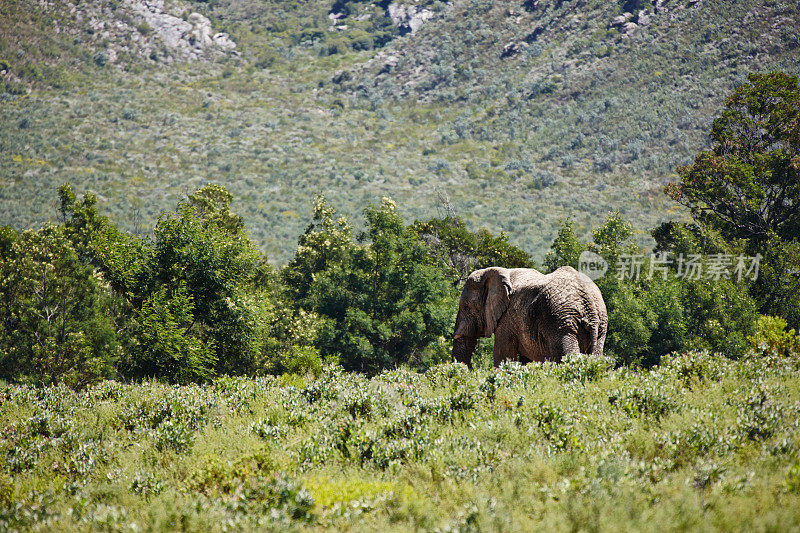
[452,266,607,368]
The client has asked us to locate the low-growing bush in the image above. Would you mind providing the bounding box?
[1,352,800,529]
[557,353,613,383]
[609,377,677,419]
[748,315,800,357]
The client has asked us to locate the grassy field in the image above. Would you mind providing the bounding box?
[3,351,800,531]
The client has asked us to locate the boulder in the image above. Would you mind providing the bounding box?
[611,15,627,26]
[388,3,434,34]
[611,11,633,26]
[501,42,524,58]
[122,0,236,60]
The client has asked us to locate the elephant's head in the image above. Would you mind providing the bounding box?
[452,267,512,367]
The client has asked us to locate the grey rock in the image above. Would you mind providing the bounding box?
[388,3,434,34]
[122,0,236,60]
[611,15,628,26]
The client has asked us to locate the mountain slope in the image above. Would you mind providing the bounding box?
[1,0,798,262]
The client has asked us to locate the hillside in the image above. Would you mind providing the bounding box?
[1,0,798,262]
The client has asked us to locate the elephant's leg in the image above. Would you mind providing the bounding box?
[493,332,518,367]
[592,331,606,356]
[556,332,580,362]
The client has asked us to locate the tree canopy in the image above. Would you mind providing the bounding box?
[666,72,800,245]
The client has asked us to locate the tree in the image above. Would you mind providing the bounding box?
[131,283,215,384]
[290,197,452,374]
[549,212,758,366]
[411,216,534,286]
[186,184,245,234]
[664,72,800,328]
[145,189,267,376]
[665,72,800,245]
[543,219,585,273]
[283,195,355,304]
[0,225,118,387]
[59,183,279,381]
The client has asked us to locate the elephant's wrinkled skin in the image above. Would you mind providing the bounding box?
[452,266,607,367]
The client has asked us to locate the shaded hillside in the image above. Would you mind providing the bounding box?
[1,0,798,262]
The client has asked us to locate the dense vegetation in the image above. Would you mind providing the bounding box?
[2,353,800,530]
[2,73,800,386]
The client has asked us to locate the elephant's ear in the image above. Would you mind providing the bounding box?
[483,268,512,337]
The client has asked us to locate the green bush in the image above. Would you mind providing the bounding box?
[544,213,760,366]
[748,315,800,357]
[2,352,800,529]
[57,184,295,382]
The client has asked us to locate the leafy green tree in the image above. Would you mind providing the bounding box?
[283,195,355,304]
[651,221,732,258]
[750,236,800,329]
[664,72,800,328]
[666,72,800,245]
[128,283,215,384]
[58,184,145,298]
[549,213,759,366]
[59,183,282,381]
[412,215,534,286]
[543,219,585,272]
[589,212,638,280]
[0,225,118,387]
[604,283,656,366]
[145,191,267,375]
[186,184,245,234]
[290,197,452,373]
[680,277,758,357]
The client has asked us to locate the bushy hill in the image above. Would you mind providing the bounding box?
[1,0,798,262]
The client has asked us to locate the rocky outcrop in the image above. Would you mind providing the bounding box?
[387,2,434,34]
[66,0,236,64]
[610,12,633,28]
[121,0,235,59]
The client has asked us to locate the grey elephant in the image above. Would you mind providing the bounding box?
[452,266,607,367]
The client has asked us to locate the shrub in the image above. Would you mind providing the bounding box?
[290,197,452,374]
[557,353,613,383]
[129,472,166,499]
[748,315,800,356]
[735,385,784,442]
[609,377,676,419]
[531,403,582,451]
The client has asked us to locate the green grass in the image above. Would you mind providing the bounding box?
[3,351,800,531]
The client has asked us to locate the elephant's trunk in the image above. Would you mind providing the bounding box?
[452,336,478,369]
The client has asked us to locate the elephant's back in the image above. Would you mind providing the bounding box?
[533,267,606,330]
